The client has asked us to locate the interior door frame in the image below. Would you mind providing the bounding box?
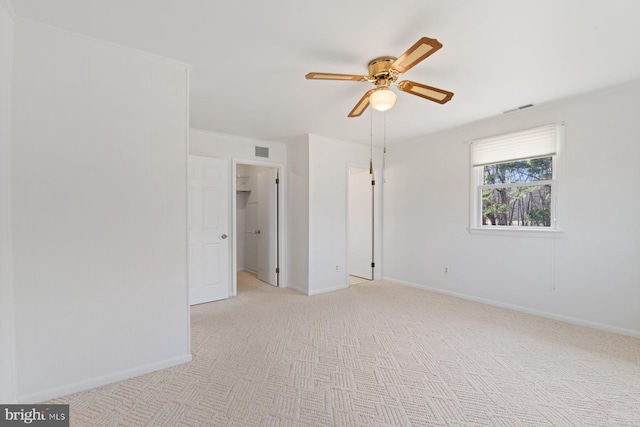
[346,162,383,282]
[231,158,285,296]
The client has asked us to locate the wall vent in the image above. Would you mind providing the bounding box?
[503,104,534,114]
[255,146,269,158]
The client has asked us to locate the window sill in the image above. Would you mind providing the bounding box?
[468,227,564,238]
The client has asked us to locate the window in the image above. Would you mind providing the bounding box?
[470,123,563,232]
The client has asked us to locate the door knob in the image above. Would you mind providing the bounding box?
[221,234,228,239]
[255,230,261,234]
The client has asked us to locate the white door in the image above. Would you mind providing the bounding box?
[257,169,278,286]
[244,201,258,273]
[188,155,229,305]
[349,168,373,280]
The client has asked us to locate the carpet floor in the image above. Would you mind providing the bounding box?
[50,272,640,426]
[348,276,370,286]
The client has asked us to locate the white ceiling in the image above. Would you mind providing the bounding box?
[10,0,640,145]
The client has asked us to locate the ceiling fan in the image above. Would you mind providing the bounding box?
[306,37,454,117]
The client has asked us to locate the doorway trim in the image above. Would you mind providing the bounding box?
[231,158,286,296]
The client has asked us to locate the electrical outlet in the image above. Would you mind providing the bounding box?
[336,265,339,271]
[444,267,449,274]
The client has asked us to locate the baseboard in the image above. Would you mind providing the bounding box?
[384,277,640,339]
[284,282,348,296]
[308,284,348,296]
[285,282,308,295]
[19,354,192,403]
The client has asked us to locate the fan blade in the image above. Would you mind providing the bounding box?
[397,80,453,104]
[306,72,367,81]
[391,37,443,73]
[348,89,376,118]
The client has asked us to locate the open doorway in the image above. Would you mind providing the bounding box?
[348,167,375,283]
[235,164,279,291]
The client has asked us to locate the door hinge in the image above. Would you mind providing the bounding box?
[275,178,279,184]
[371,180,375,186]
[371,262,375,268]
[276,267,280,274]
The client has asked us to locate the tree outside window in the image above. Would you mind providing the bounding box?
[481,157,552,227]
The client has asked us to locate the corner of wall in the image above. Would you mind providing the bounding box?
[0,0,16,404]
[0,0,16,19]
[286,137,310,294]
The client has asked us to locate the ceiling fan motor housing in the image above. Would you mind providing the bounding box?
[368,56,398,84]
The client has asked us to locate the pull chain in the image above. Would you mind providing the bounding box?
[369,105,373,174]
[383,111,387,154]
[383,111,387,183]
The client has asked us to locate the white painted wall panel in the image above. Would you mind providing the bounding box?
[0,0,16,403]
[286,137,310,294]
[384,81,640,337]
[11,20,190,401]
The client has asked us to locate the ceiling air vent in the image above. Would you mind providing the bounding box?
[255,146,269,158]
[503,104,534,114]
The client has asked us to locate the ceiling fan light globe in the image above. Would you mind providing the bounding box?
[371,88,397,111]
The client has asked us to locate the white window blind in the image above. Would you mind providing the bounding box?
[471,123,561,167]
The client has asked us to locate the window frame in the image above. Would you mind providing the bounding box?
[468,124,564,237]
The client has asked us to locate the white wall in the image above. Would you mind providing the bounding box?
[308,134,383,295]
[0,0,16,404]
[384,80,640,337]
[10,20,191,401]
[190,129,286,162]
[286,136,310,294]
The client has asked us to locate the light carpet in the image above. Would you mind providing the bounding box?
[50,272,640,426]
[348,276,370,286]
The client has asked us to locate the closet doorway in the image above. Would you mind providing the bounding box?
[348,167,375,281]
[235,164,279,289]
